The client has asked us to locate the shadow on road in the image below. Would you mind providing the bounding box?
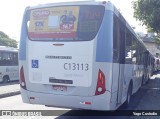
[0,80,19,87]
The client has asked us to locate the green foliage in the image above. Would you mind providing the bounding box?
[0,31,18,48]
[132,0,160,33]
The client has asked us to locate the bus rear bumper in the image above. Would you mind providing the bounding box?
[20,88,30,103]
[20,88,111,110]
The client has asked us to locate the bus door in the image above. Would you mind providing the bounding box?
[117,28,125,104]
[113,15,126,105]
[143,51,149,83]
[117,65,125,104]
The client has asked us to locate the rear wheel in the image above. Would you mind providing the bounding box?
[124,83,132,108]
[3,76,10,83]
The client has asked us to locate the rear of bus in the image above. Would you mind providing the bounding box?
[19,2,113,110]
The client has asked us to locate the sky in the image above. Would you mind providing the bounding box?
[0,0,147,41]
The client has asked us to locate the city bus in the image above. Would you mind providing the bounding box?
[19,1,154,110]
[0,46,19,83]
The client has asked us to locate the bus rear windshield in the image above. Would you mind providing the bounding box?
[28,5,105,41]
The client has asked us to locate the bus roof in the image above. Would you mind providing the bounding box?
[0,46,18,52]
[26,0,148,53]
[27,1,111,10]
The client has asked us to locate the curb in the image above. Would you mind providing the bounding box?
[0,91,20,98]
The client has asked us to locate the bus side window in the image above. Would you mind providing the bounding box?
[119,22,125,64]
[136,41,140,64]
[138,45,143,65]
[8,52,18,66]
[13,53,18,65]
[113,14,125,64]
[113,14,119,63]
[0,52,2,66]
[131,37,138,64]
[125,31,132,64]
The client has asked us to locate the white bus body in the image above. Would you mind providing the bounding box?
[19,1,153,110]
[0,46,19,83]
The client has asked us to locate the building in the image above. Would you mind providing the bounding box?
[139,33,160,58]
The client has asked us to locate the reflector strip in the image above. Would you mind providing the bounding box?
[80,102,92,105]
[85,102,91,105]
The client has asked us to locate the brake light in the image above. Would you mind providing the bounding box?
[95,69,106,95]
[20,66,26,89]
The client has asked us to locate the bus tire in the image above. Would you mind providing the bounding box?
[3,76,10,83]
[124,82,132,108]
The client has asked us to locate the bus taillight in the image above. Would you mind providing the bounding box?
[95,69,106,95]
[20,66,26,89]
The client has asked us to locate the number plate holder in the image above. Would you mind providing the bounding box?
[52,85,67,91]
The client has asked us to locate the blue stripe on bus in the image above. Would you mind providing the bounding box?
[96,10,113,62]
[19,10,27,60]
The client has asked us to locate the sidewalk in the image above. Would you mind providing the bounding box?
[0,82,20,98]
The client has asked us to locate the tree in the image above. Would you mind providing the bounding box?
[155,34,160,45]
[132,0,160,44]
[0,31,18,48]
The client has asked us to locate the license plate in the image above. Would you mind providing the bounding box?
[52,85,67,91]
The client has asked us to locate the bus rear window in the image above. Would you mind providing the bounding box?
[28,5,105,41]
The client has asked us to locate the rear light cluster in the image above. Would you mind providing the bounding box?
[20,66,26,89]
[95,69,106,95]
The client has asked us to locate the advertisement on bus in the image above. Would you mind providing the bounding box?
[28,6,79,38]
